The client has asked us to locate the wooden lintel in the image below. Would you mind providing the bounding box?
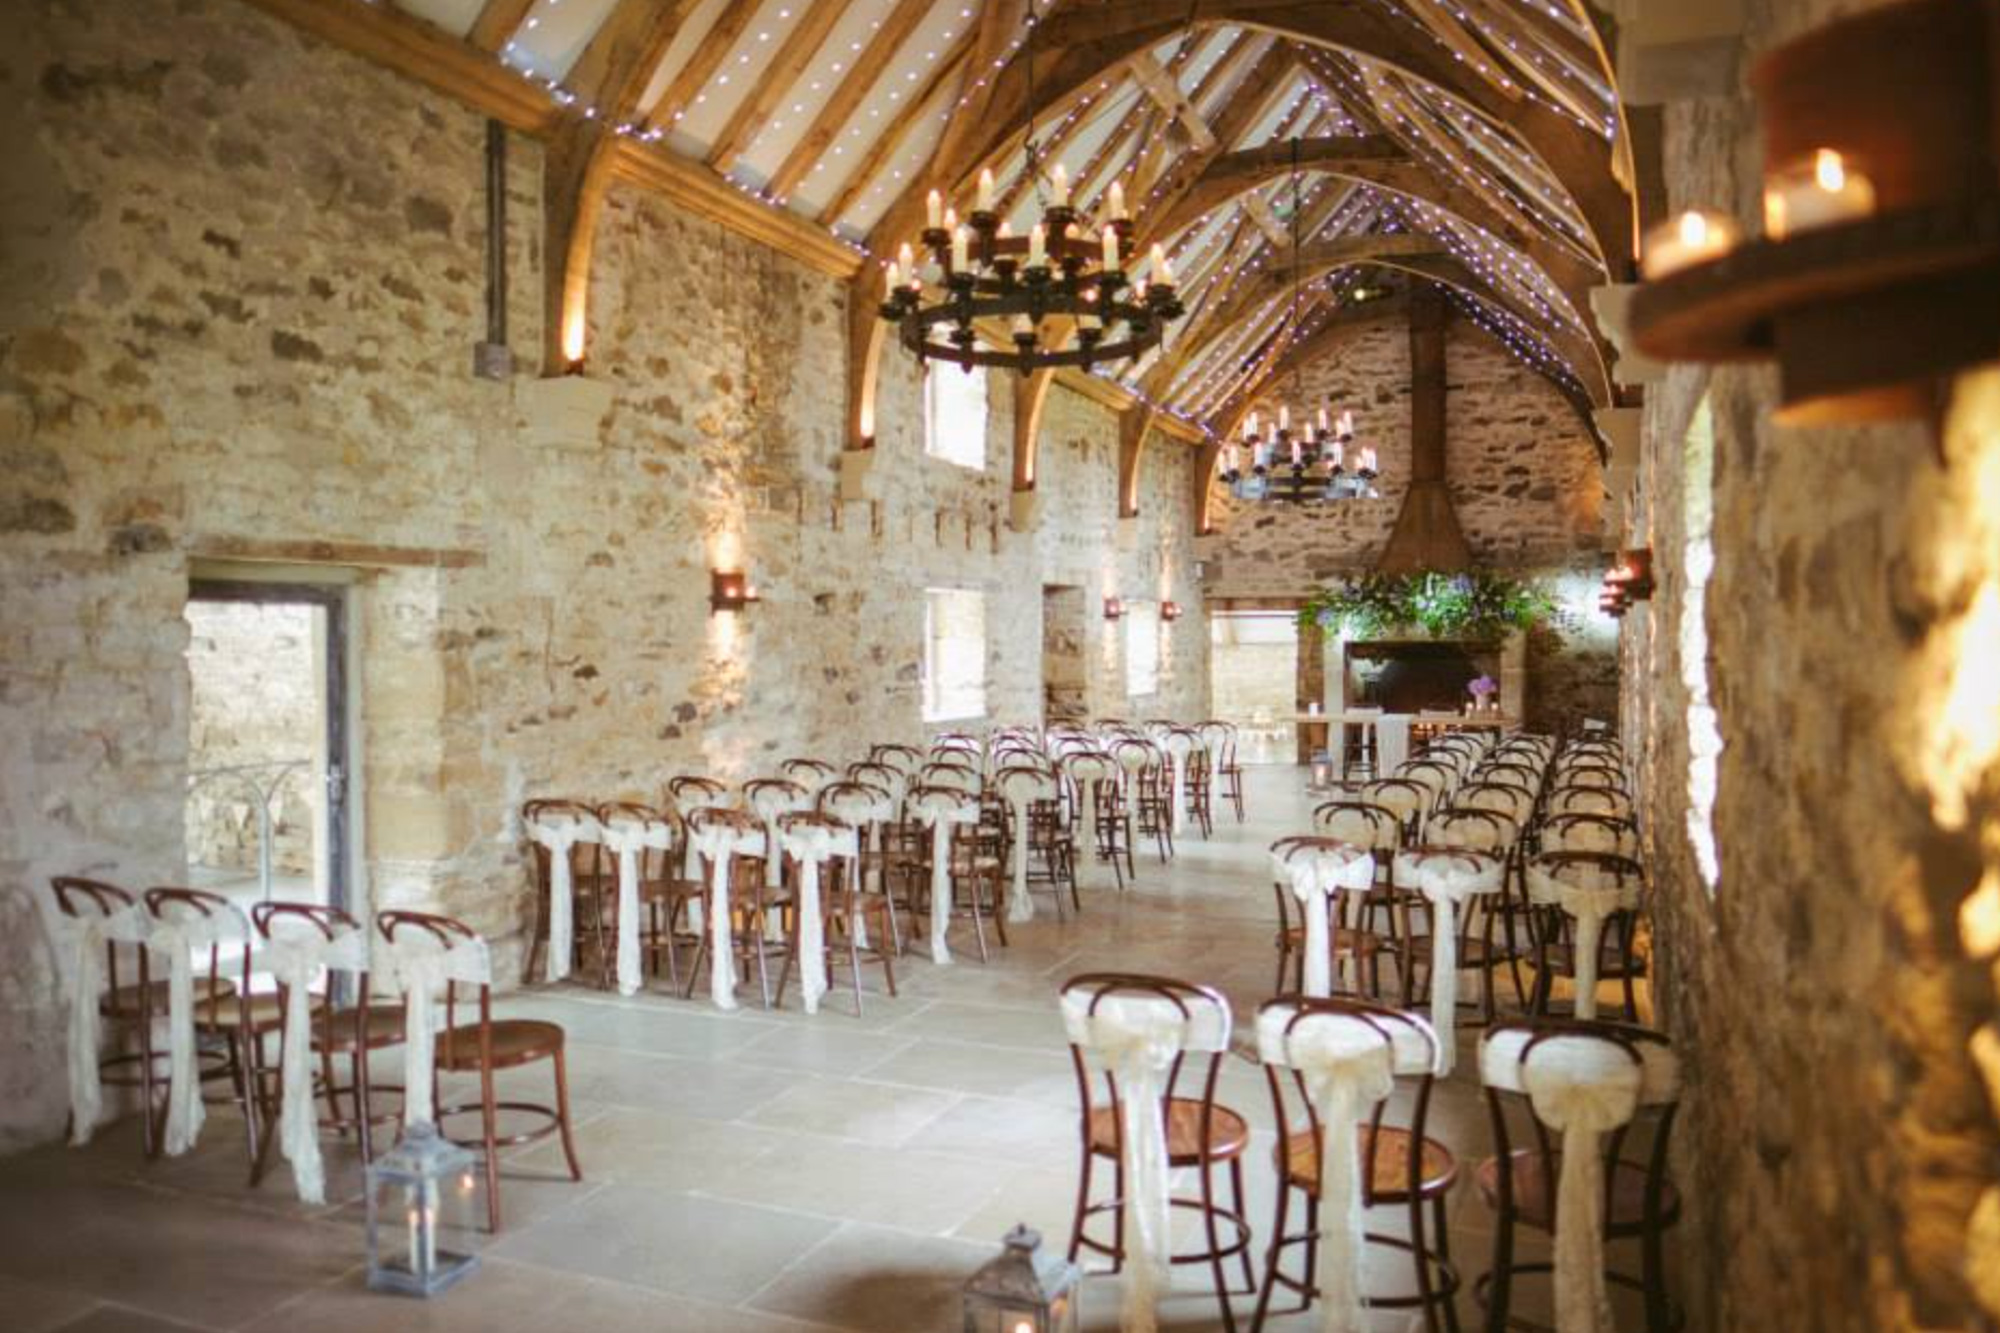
[193,536,486,570]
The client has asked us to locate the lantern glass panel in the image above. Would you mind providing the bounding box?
[364,1122,483,1297]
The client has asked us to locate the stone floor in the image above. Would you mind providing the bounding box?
[0,768,1668,1333]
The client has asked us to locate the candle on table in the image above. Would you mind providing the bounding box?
[1763,149,1875,239]
[1641,208,1743,279]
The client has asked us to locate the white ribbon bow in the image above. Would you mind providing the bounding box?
[913,794,979,964]
[778,822,858,1014]
[56,903,150,1146]
[149,902,249,1157]
[750,786,810,885]
[597,814,676,996]
[381,930,492,1126]
[1395,851,1504,1074]
[1066,757,1111,887]
[1527,862,1640,1021]
[690,821,767,1010]
[1523,1049,1644,1333]
[1269,1019,1397,1333]
[1276,845,1376,997]
[262,924,370,1203]
[999,771,1057,923]
[1161,732,1197,836]
[527,813,600,984]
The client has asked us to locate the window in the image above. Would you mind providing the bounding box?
[923,588,987,721]
[1125,600,1161,698]
[1680,398,1723,894]
[923,364,988,470]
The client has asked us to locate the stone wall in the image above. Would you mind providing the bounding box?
[1626,2,2000,1327]
[1200,319,1617,731]
[0,0,1202,1150]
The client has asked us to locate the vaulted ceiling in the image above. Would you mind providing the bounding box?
[264,0,1639,443]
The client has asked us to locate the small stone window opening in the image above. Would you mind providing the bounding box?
[1680,398,1723,894]
[1125,601,1162,698]
[923,587,988,722]
[923,364,988,471]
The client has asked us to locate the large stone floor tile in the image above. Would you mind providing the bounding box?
[744,1223,995,1333]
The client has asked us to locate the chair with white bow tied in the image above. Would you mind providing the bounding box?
[917,759,982,796]
[377,910,583,1233]
[1427,809,1533,1010]
[1547,785,1634,824]
[1526,852,1645,1023]
[1540,814,1642,861]
[1309,802,1404,995]
[664,775,730,876]
[1390,848,1506,1071]
[821,777,907,944]
[775,811,897,1015]
[521,799,606,988]
[1060,974,1251,1333]
[1360,778,1430,846]
[744,778,813,894]
[1394,760,1460,819]
[996,765,1075,924]
[1268,838,1381,999]
[780,756,838,795]
[905,783,1004,964]
[1253,998,1459,1333]
[1476,1020,1681,1333]
[139,888,263,1164]
[868,741,924,772]
[48,877,180,1153]
[1197,720,1245,823]
[1110,737,1174,865]
[594,802,700,996]
[1062,751,1129,891]
[680,806,784,1011]
[248,902,405,1204]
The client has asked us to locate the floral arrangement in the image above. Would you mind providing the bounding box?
[1467,674,1499,701]
[1299,570,1555,641]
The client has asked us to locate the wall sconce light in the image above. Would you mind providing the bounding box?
[710,569,760,613]
[1604,548,1656,601]
[1161,601,1182,621]
[1102,596,1124,621]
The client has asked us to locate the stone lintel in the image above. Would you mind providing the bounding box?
[518,374,614,449]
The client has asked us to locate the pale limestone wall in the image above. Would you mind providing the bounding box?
[184,601,318,875]
[1201,320,1615,731]
[0,0,1202,1150]
[1628,2,2000,1326]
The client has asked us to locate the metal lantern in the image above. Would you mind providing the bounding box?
[963,1224,1081,1333]
[364,1121,482,1297]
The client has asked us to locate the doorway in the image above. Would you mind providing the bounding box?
[183,579,351,912]
[1041,585,1088,724]
[1209,610,1298,764]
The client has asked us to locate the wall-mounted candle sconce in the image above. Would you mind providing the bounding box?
[1102,596,1124,621]
[710,569,760,613]
[1161,601,1182,621]
[1605,548,1656,601]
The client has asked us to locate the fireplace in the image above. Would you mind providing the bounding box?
[1323,630,1525,719]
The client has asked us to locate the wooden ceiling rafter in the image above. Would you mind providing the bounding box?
[466,0,538,54]
[763,0,937,204]
[816,28,975,227]
[641,0,764,135]
[704,0,852,175]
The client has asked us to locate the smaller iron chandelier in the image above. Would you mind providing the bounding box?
[1218,407,1379,503]
[878,175,1183,375]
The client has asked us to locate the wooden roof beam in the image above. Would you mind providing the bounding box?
[705,0,850,175]
[765,0,935,203]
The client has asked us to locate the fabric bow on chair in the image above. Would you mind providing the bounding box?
[998,768,1057,923]
[597,812,675,996]
[261,922,370,1202]
[1064,754,1112,887]
[148,898,250,1157]
[1394,849,1504,1074]
[380,929,492,1125]
[910,790,979,964]
[1527,859,1640,1020]
[54,900,150,1146]
[526,811,600,983]
[777,821,857,1014]
[689,819,768,1011]
[1160,730,1198,836]
[1275,843,1376,998]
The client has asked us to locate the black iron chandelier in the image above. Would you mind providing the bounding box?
[877,0,1183,374]
[1217,137,1382,504]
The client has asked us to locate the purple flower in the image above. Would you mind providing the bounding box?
[1467,674,1498,698]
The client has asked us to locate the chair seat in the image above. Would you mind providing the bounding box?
[1473,1150,1680,1233]
[1536,942,1646,980]
[1278,926,1382,957]
[435,1019,565,1071]
[638,876,703,904]
[103,975,234,1018]
[1283,1125,1457,1200]
[311,1003,408,1051]
[1088,1098,1249,1163]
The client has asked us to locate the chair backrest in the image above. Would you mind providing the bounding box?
[1427,807,1515,853]
[1311,801,1401,852]
[375,909,494,1059]
[1360,778,1428,828]
[869,743,924,773]
[143,888,251,1023]
[50,876,147,997]
[666,775,729,811]
[744,778,811,821]
[818,780,894,829]
[781,758,838,792]
[1456,781,1533,830]
[1110,737,1162,777]
[1546,785,1634,819]
[1059,973,1233,1112]
[918,761,981,794]
[1540,813,1641,858]
[1397,760,1458,804]
[846,761,906,803]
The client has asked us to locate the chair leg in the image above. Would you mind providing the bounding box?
[1201,1157,1238,1333]
[1484,1213,1514,1333]
[1251,1174,1290,1331]
[480,1063,503,1233]
[1230,1156,1255,1293]
[1067,1142,1096,1265]
[1435,1193,1463,1333]
[551,1047,584,1182]
[1410,1189,1442,1332]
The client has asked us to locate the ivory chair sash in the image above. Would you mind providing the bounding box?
[1392,849,1504,1074]
[1160,730,1200,836]
[597,811,675,996]
[1526,857,1641,1020]
[379,926,492,1125]
[1256,1003,1436,1333]
[525,810,600,983]
[689,818,768,1011]
[147,895,251,1157]
[1271,842,1376,997]
[1482,1029,1679,1333]
[1063,753,1114,885]
[53,899,151,1146]
[910,788,979,964]
[1060,984,1232,1333]
[997,767,1058,923]
[747,781,811,886]
[260,921,370,1202]
[777,820,857,1014]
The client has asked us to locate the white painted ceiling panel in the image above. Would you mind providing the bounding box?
[394,0,490,39]
[497,0,624,83]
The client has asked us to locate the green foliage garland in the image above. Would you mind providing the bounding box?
[1299,570,1555,641]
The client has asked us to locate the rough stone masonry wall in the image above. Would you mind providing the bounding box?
[1201,319,1616,731]
[1626,2,2000,1327]
[0,0,1203,1151]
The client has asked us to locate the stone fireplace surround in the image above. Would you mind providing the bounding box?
[1322,629,1527,719]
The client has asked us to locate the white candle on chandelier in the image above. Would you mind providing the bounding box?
[1317,406,1329,434]
[898,241,916,276]
[1329,437,1345,468]
[1360,445,1378,472]
[1337,408,1355,438]
[1246,411,1260,440]
[943,206,957,232]
[977,168,996,213]
[1051,163,1070,207]
[1012,313,1034,340]
[1278,405,1290,433]
[1108,180,1128,221]
[951,226,969,271]
[926,189,943,229]
[1027,223,1046,268]
[884,261,901,295]
[1101,224,1120,271]
[1150,243,1172,285]
[1290,439,1303,466]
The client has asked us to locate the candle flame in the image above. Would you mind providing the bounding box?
[1677,210,1710,247]
[1814,149,1846,193]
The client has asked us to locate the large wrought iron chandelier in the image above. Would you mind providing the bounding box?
[1217,138,1381,504]
[877,0,1182,374]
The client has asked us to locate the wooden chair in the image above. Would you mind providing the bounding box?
[597,802,703,992]
[520,798,609,986]
[377,909,583,1233]
[1524,851,1647,1022]
[904,784,1007,960]
[1062,974,1253,1333]
[773,811,898,1014]
[1198,721,1245,822]
[141,887,264,1166]
[1252,998,1460,1332]
[681,806,791,1009]
[1062,750,1131,891]
[1268,837,1384,997]
[1111,737,1174,863]
[1310,802,1405,997]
